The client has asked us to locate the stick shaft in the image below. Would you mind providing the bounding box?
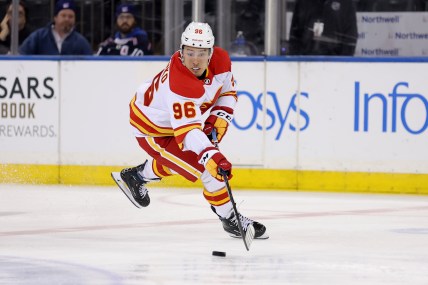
[211,130,251,251]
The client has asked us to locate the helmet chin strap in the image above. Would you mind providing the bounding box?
[179,47,184,64]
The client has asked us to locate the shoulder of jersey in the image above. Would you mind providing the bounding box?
[169,51,205,99]
[209,47,232,74]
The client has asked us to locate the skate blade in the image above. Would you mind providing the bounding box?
[229,231,269,240]
[111,172,142,209]
[256,232,270,239]
[228,224,269,239]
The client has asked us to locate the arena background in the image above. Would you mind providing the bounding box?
[1,0,427,194]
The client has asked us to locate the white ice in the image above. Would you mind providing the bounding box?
[1,184,428,285]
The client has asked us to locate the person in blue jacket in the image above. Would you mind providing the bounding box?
[96,3,152,56]
[19,0,92,55]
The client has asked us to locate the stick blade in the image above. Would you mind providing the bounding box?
[111,172,142,209]
[244,224,255,250]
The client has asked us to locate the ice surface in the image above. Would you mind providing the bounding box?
[1,184,428,285]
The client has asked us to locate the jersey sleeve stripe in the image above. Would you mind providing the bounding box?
[220,91,238,101]
[220,91,237,97]
[130,96,174,136]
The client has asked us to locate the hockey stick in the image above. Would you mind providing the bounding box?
[211,130,255,251]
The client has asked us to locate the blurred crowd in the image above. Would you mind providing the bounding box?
[1,0,427,56]
[0,0,154,55]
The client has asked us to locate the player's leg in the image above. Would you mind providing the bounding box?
[200,172,268,239]
[119,135,203,207]
[132,136,268,239]
[136,136,205,182]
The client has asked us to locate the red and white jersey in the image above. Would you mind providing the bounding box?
[130,47,237,149]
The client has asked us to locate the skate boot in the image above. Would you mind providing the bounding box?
[212,206,269,239]
[120,161,153,207]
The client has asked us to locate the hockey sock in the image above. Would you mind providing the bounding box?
[138,159,161,180]
[212,201,233,218]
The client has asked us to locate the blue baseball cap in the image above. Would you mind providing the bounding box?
[55,0,76,15]
[115,4,136,18]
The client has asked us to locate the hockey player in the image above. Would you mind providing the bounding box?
[119,22,268,239]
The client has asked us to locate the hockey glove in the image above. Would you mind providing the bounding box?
[203,106,234,143]
[198,146,232,181]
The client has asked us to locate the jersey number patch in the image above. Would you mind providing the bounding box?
[173,102,196,119]
[144,63,170,106]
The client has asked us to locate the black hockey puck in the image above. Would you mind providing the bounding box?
[212,251,226,257]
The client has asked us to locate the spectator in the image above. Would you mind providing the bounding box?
[288,0,358,55]
[0,1,33,54]
[19,0,92,55]
[96,3,152,56]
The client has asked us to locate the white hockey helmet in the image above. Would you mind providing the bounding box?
[180,22,215,56]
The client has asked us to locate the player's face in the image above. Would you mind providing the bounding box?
[182,46,210,77]
[117,13,135,34]
[54,9,75,34]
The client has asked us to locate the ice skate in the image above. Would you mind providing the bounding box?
[212,206,269,239]
[119,161,152,208]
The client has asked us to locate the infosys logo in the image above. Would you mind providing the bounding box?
[232,90,310,140]
[354,81,427,134]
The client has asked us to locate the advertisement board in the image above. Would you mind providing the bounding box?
[296,62,427,173]
[0,61,59,164]
[59,60,163,166]
[355,12,428,56]
[0,58,426,192]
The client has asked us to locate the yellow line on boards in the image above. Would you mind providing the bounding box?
[0,164,427,195]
